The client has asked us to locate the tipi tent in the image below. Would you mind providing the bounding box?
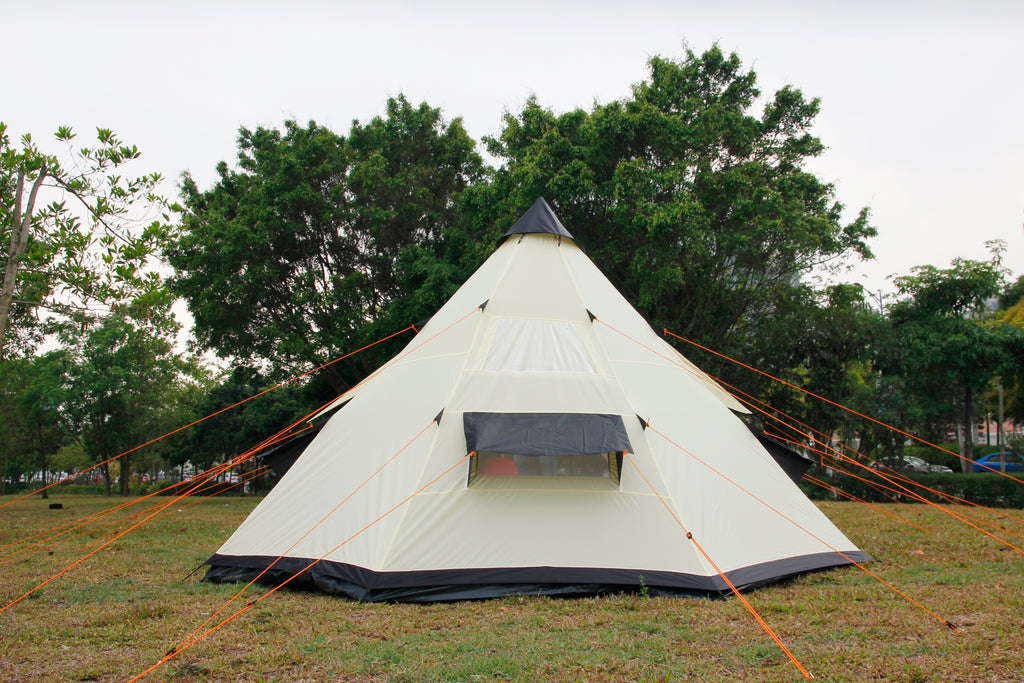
[206,198,868,602]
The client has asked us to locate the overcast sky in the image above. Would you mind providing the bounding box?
[6,0,1023,299]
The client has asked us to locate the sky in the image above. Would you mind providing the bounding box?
[5,0,1023,301]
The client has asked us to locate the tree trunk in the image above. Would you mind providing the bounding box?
[961,386,975,473]
[119,452,131,496]
[858,435,876,466]
[0,166,47,357]
[38,423,48,500]
[102,462,112,497]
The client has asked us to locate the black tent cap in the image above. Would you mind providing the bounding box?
[497,198,575,246]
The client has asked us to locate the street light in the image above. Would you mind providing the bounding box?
[854,282,885,314]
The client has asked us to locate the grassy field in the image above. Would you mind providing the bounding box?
[1,494,1022,682]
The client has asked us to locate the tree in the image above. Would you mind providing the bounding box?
[981,274,1024,433]
[177,367,322,476]
[0,357,59,493]
[481,46,875,385]
[0,123,177,358]
[60,313,203,495]
[168,97,486,393]
[765,284,884,452]
[884,242,1024,470]
[15,352,73,497]
[998,274,1024,312]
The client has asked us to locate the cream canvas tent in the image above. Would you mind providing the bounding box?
[205,198,868,602]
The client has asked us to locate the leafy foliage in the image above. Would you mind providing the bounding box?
[875,243,1024,468]
[481,46,875,385]
[57,314,207,495]
[0,355,73,493]
[774,284,885,445]
[0,123,178,357]
[178,367,324,474]
[168,97,486,392]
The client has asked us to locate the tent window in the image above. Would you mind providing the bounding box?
[470,451,623,484]
[464,412,630,487]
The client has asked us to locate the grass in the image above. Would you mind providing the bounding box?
[1,495,1023,682]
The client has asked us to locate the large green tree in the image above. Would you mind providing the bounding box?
[0,355,73,495]
[756,284,884,451]
[168,97,486,393]
[992,277,1024,427]
[59,314,204,495]
[882,243,1024,470]
[0,123,177,357]
[480,46,875,384]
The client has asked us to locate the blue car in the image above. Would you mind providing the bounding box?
[972,452,1024,473]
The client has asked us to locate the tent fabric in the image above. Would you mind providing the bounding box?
[483,318,595,373]
[463,412,631,457]
[205,198,868,602]
[749,426,816,483]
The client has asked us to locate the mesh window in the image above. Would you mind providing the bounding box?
[470,451,622,484]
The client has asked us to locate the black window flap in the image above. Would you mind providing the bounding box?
[464,412,631,457]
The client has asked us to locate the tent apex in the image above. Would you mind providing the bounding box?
[499,197,575,245]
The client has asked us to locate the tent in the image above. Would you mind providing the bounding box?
[205,198,868,602]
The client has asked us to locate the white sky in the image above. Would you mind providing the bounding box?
[6,0,1023,299]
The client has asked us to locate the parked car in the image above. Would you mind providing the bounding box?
[971,452,1024,474]
[870,455,952,473]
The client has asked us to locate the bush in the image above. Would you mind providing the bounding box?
[802,471,1024,508]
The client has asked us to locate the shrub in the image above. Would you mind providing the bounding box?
[802,471,1024,508]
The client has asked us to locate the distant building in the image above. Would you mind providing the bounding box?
[974,418,1022,446]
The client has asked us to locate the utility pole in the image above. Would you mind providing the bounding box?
[999,379,1006,473]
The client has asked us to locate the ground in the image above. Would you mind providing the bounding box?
[1,495,1022,682]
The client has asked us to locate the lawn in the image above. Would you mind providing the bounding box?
[1,494,1022,682]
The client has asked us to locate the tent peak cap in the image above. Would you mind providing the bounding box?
[498,197,576,245]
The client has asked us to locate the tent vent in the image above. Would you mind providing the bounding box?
[636,414,649,430]
[434,408,445,425]
[586,309,597,323]
[478,299,489,311]
[412,316,432,333]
